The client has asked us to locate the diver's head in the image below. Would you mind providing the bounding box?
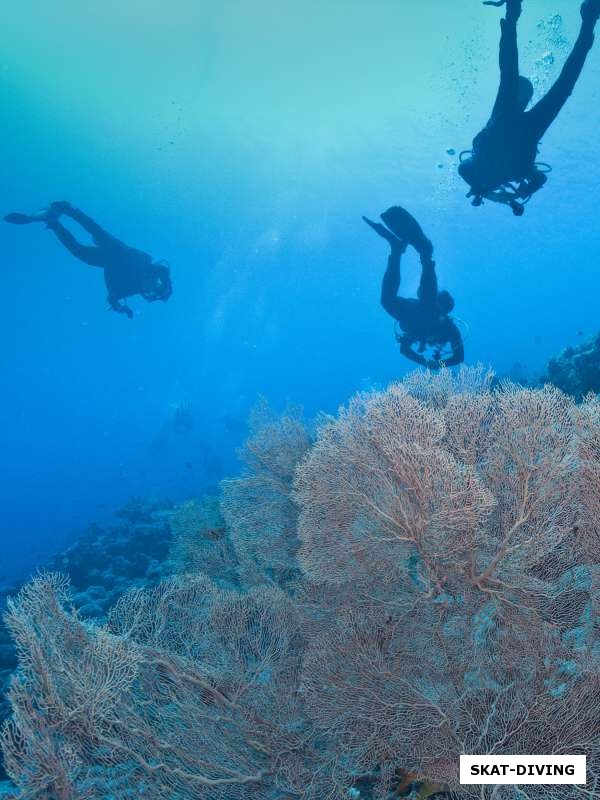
[143,263,172,302]
[517,76,534,111]
[437,290,455,316]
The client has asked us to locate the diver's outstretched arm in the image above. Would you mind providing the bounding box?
[399,337,429,368]
[491,1,522,117]
[526,10,597,139]
[46,220,105,267]
[108,295,134,319]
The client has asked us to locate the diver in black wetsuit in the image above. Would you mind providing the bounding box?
[459,0,600,215]
[363,208,464,370]
[5,201,172,318]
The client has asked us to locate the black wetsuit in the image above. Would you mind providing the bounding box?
[466,3,596,197]
[47,206,170,317]
[380,250,464,368]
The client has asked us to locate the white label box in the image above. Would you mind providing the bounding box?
[460,755,586,785]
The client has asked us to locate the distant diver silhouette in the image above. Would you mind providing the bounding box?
[5,202,172,318]
[363,207,464,370]
[459,0,600,216]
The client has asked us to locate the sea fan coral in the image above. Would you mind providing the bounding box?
[168,497,239,586]
[220,399,311,589]
[3,371,600,800]
[3,573,313,800]
[294,371,600,797]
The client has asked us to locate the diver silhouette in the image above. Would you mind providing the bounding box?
[5,201,172,318]
[459,0,600,216]
[363,207,464,370]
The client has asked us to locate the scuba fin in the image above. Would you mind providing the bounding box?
[4,212,48,225]
[380,206,433,259]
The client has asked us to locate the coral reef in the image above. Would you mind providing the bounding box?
[0,586,18,778]
[2,371,600,799]
[220,399,311,589]
[544,332,600,399]
[0,498,174,784]
[168,496,239,587]
[294,371,600,797]
[2,573,314,800]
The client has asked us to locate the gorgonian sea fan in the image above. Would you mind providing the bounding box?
[3,370,600,800]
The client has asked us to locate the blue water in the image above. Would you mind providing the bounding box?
[1,0,599,583]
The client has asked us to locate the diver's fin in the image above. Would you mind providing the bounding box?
[363,216,409,253]
[581,0,600,23]
[380,206,433,259]
[4,212,47,225]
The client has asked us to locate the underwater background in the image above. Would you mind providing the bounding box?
[1,0,599,583]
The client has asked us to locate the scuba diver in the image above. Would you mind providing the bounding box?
[459,0,600,216]
[4,201,172,318]
[363,207,464,370]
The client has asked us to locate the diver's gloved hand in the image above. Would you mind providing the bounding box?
[362,216,407,253]
[108,297,134,319]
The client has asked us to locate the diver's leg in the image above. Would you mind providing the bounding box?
[56,204,116,247]
[490,0,523,117]
[526,9,598,138]
[380,249,411,320]
[417,257,439,306]
[46,220,105,267]
[364,215,410,318]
